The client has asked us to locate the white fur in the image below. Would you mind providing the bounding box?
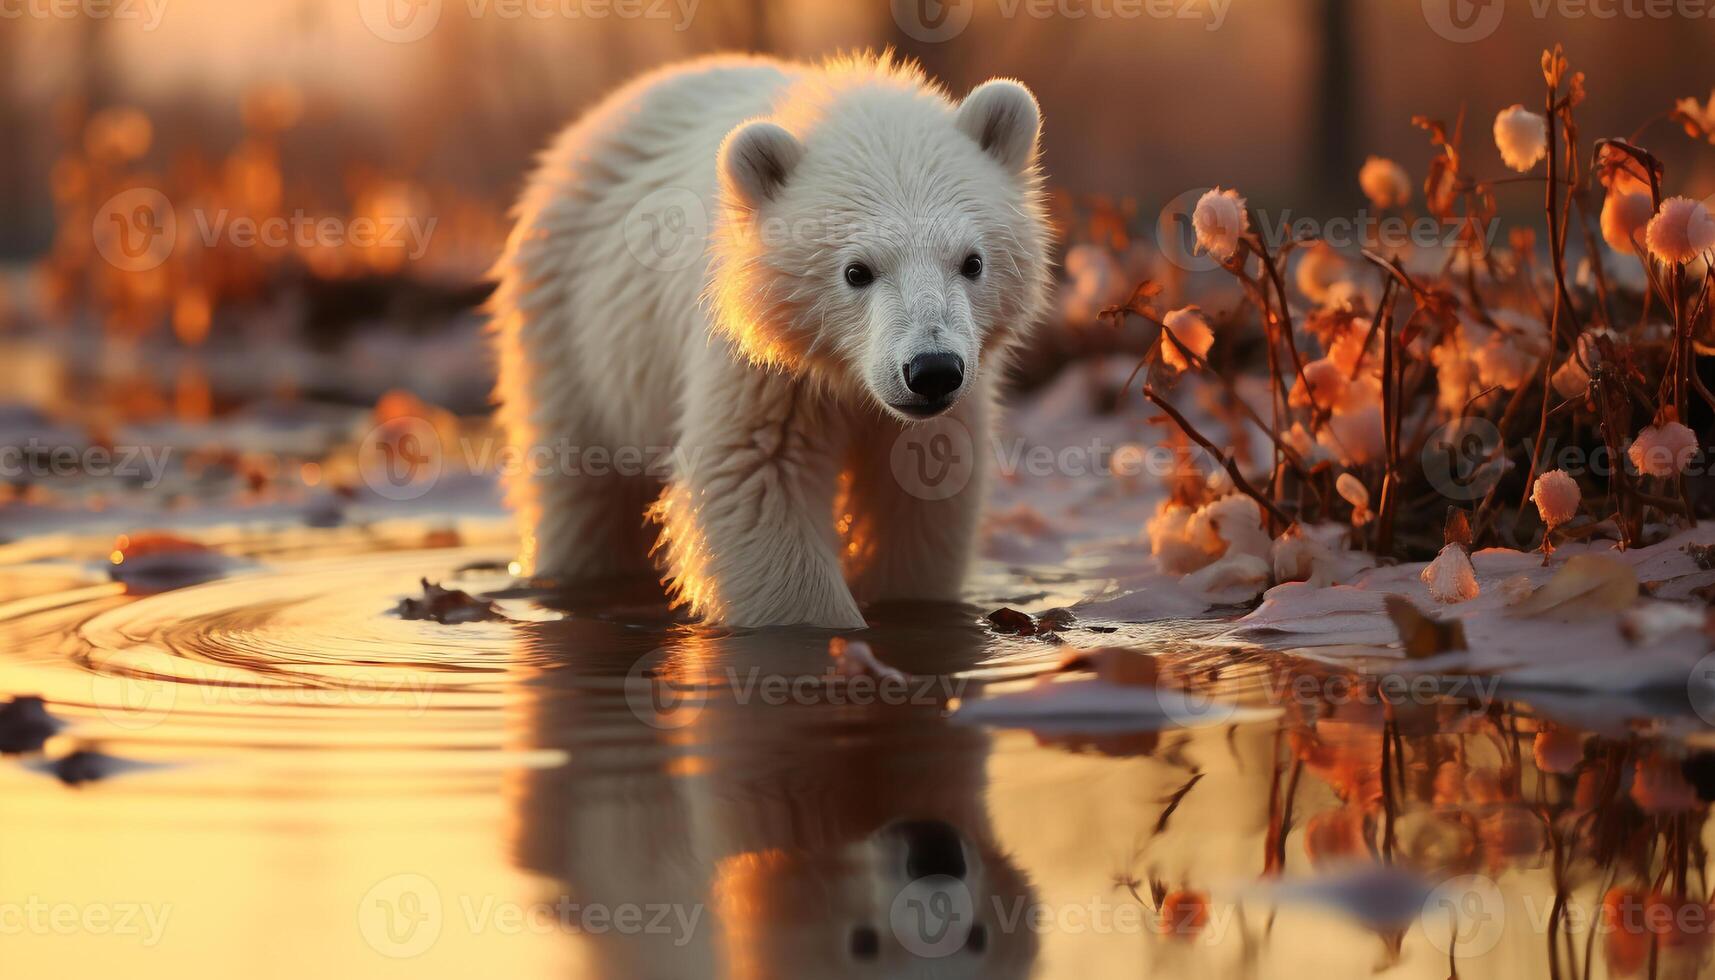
[490,53,1051,628]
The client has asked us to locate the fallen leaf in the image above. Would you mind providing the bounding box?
[1498,575,1535,605]
[1510,555,1638,618]
[1036,607,1077,632]
[987,607,1038,635]
[395,578,503,624]
[1384,595,1468,658]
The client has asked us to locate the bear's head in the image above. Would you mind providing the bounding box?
[709,57,1051,422]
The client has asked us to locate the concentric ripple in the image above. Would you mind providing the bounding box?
[0,538,568,762]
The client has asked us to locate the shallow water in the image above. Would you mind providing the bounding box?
[2,520,1714,979]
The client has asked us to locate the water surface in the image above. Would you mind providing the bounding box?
[2,521,1712,979]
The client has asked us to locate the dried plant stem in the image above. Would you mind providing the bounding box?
[1252,233,1313,382]
[1376,284,1402,555]
[1345,276,1397,382]
[1524,78,1578,507]
[1672,263,1688,420]
[1573,191,1614,329]
[1154,321,1322,496]
[1471,375,1542,540]
[1140,385,1293,529]
[1107,294,1321,508]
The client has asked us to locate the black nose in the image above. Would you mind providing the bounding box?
[903,353,964,400]
[895,819,967,880]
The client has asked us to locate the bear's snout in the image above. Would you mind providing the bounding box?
[892,819,968,880]
[901,352,965,408]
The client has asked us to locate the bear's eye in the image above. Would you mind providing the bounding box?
[960,253,983,279]
[844,262,875,288]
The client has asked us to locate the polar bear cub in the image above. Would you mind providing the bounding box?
[490,53,1050,628]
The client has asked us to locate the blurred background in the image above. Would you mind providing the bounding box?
[2,0,1714,528]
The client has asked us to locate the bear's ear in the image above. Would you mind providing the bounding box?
[955,79,1041,175]
[719,120,804,207]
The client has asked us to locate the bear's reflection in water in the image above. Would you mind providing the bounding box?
[507,589,1036,979]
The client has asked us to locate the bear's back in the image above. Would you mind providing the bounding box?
[529,55,796,223]
[494,56,798,449]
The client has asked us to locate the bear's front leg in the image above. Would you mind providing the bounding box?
[653,367,864,629]
[842,390,988,605]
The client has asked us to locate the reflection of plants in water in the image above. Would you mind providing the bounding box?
[1283,696,1714,976]
[1082,666,1715,975]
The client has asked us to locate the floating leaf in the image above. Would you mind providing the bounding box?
[986,607,1037,635]
[1510,555,1638,618]
[395,578,502,624]
[1384,595,1468,658]
[1036,607,1078,632]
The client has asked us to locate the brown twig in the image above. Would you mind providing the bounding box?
[1140,384,1294,529]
